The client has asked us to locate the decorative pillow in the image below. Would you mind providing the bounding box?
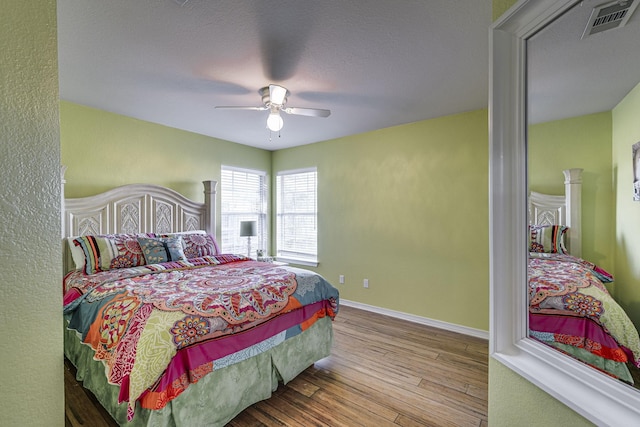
[161,232,219,258]
[529,225,568,254]
[67,236,87,270]
[137,237,186,264]
[72,234,149,274]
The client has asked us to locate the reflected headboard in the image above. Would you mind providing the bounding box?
[528,168,582,257]
[61,167,217,272]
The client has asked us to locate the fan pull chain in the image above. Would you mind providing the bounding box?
[268,130,282,142]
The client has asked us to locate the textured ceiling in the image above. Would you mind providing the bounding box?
[528,0,640,125]
[57,0,640,150]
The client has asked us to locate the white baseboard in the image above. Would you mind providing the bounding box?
[339,299,489,340]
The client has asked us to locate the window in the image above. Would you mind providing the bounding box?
[276,168,317,265]
[220,166,268,256]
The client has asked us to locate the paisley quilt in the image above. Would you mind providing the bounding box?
[63,255,339,420]
[528,253,640,382]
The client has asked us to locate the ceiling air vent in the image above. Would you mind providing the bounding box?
[581,0,639,39]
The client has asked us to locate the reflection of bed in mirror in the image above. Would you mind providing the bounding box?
[491,0,640,423]
[61,173,339,426]
[528,168,640,385]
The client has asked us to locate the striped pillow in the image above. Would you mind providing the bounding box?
[529,225,568,254]
[72,234,150,274]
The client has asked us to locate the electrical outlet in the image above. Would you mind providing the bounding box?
[339,275,345,284]
[363,278,369,288]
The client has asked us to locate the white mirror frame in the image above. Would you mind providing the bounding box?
[490,0,640,424]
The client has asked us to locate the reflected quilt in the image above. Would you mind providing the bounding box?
[528,253,640,382]
[63,255,339,420]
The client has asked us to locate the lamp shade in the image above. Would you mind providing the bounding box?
[239,220,257,237]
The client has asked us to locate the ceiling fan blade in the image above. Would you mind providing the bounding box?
[269,84,288,105]
[283,107,331,118]
[214,106,267,111]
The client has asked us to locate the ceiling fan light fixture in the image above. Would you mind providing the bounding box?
[266,111,283,132]
[269,84,288,105]
[215,84,330,136]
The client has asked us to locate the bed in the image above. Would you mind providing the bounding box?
[61,171,339,426]
[528,168,640,384]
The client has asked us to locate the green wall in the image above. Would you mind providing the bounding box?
[273,110,489,331]
[529,112,614,272]
[0,1,63,425]
[492,0,518,20]
[60,101,272,239]
[613,81,640,327]
[489,360,594,426]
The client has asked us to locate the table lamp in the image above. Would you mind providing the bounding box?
[239,220,257,258]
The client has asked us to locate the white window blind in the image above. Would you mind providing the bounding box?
[220,166,268,257]
[276,168,317,264]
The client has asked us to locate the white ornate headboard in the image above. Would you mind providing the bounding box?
[529,168,582,257]
[61,167,217,272]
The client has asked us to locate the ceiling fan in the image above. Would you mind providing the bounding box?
[215,84,331,132]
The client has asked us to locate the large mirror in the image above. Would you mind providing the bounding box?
[528,0,640,392]
[490,0,640,424]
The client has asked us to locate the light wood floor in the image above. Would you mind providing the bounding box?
[65,305,489,427]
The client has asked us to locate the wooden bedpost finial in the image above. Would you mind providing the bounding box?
[563,168,582,258]
[203,180,217,236]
